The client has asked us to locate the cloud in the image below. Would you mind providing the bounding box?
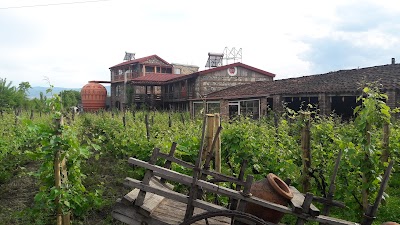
[299,1,400,74]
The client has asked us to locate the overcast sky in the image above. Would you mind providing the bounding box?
[1,0,400,88]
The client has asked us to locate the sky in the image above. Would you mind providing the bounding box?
[1,0,400,88]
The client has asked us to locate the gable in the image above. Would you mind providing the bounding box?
[143,56,170,66]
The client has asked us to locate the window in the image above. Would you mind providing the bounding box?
[174,68,181,74]
[240,99,260,119]
[118,69,123,75]
[193,101,220,117]
[116,85,122,97]
[145,66,155,73]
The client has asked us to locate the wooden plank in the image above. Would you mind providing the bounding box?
[124,178,227,212]
[157,152,195,169]
[135,148,159,207]
[112,201,170,225]
[122,177,172,217]
[290,186,320,216]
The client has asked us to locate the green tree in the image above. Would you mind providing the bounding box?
[32,92,47,116]
[0,78,16,110]
[60,90,81,109]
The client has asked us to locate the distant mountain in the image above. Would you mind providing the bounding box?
[28,86,111,99]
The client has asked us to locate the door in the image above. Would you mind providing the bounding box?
[229,102,240,119]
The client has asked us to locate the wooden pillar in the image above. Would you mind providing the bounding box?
[203,114,221,172]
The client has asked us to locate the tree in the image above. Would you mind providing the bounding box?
[60,90,81,109]
[0,78,17,110]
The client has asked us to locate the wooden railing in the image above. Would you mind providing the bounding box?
[112,72,140,82]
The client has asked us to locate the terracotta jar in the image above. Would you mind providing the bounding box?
[381,222,400,225]
[81,81,107,112]
[244,173,294,223]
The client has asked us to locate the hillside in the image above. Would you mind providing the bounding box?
[28,86,111,99]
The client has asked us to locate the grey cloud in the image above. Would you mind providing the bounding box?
[300,3,400,74]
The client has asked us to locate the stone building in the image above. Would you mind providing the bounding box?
[198,60,400,120]
[109,55,199,109]
[109,54,275,110]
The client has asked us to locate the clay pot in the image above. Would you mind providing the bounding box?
[81,82,107,112]
[381,222,400,225]
[244,173,294,223]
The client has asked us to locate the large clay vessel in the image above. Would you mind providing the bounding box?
[81,81,107,112]
[244,173,294,223]
[381,222,400,225]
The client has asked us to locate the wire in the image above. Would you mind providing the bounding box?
[0,0,113,10]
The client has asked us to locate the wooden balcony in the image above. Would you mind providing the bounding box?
[112,72,140,83]
[133,91,194,103]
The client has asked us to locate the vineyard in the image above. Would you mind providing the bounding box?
[0,88,399,224]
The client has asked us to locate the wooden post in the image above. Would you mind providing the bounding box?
[295,193,314,225]
[184,116,207,220]
[180,113,185,125]
[168,113,172,127]
[54,116,70,225]
[202,114,221,172]
[362,123,372,211]
[230,160,248,210]
[30,110,34,120]
[321,150,343,217]
[160,142,177,184]
[122,110,126,127]
[214,114,221,173]
[361,160,394,225]
[301,114,311,193]
[145,114,150,141]
[381,123,390,163]
[237,175,254,212]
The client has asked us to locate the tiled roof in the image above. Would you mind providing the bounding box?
[196,62,275,78]
[130,73,189,85]
[109,55,170,69]
[206,63,400,99]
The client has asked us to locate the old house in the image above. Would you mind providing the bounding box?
[200,60,400,119]
[109,55,275,111]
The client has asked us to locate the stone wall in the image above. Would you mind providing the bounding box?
[143,57,169,66]
[171,63,199,75]
[195,66,273,98]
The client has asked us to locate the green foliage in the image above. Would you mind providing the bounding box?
[60,90,81,109]
[0,78,31,111]
[1,84,399,224]
[25,86,101,222]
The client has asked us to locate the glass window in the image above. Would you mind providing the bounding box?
[174,68,181,74]
[240,100,259,119]
[207,102,220,114]
[193,101,220,117]
[145,66,155,73]
[193,102,205,117]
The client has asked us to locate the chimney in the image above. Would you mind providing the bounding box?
[392,58,395,65]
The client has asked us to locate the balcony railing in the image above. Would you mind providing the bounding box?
[112,72,140,82]
[132,91,193,103]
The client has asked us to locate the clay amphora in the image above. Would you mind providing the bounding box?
[244,173,294,223]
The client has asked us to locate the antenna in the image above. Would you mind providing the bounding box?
[205,52,224,68]
[123,52,135,61]
[223,47,242,65]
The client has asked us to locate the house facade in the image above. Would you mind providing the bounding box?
[199,60,400,120]
[109,55,275,111]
